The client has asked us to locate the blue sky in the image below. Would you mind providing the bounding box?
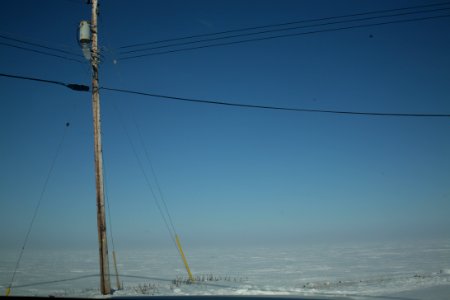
[1,0,450,252]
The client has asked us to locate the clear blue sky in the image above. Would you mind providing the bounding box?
[1,0,449,252]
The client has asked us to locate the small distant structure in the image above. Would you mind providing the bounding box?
[79,20,91,60]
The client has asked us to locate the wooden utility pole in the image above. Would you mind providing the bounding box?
[91,0,111,295]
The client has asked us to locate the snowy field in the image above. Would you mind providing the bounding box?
[1,239,449,299]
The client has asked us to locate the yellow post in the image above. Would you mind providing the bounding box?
[175,235,195,282]
[5,287,11,296]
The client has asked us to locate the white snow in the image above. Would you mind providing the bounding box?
[1,239,449,298]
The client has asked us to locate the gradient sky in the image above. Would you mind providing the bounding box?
[1,0,450,252]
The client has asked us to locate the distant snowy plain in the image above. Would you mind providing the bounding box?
[1,239,449,298]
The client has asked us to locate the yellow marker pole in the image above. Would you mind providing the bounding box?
[5,287,11,296]
[112,251,121,290]
[175,235,194,282]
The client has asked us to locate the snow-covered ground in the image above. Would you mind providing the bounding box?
[1,239,449,298]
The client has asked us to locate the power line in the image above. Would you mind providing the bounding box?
[118,14,450,60]
[100,87,450,118]
[118,1,450,49]
[0,34,83,57]
[0,30,81,53]
[109,99,178,247]
[0,73,89,91]
[118,6,450,56]
[102,159,117,252]
[2,72,448,118]
[133,118,177,235]
[0,42,84,64]
[102,158,123,291]
[6,122,71,296]
[112,88,193,281]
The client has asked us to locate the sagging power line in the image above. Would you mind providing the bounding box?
[100,87,450,118]
[0,73,89,91]
[0,42,85,64]
[1,72,449,118]
[0,34,83,58]
[117,14,450,61]
[119,1,450,49]
[118,6,450,56]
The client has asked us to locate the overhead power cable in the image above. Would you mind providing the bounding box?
[102,159,122,291]
[118,14,450,60]
[115,102,195,282]
[0,42,84,64]
[1,72,448,118]
[6,122,71,296]
[133,118,177,235]
[118,6,450,56]
[0,34,83,58]
[0,73,89,92]
[119,1,450,49]
[108,55,194,280]
[109,99,178,246]
[100,87,450,118]
[102,160,117,257]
